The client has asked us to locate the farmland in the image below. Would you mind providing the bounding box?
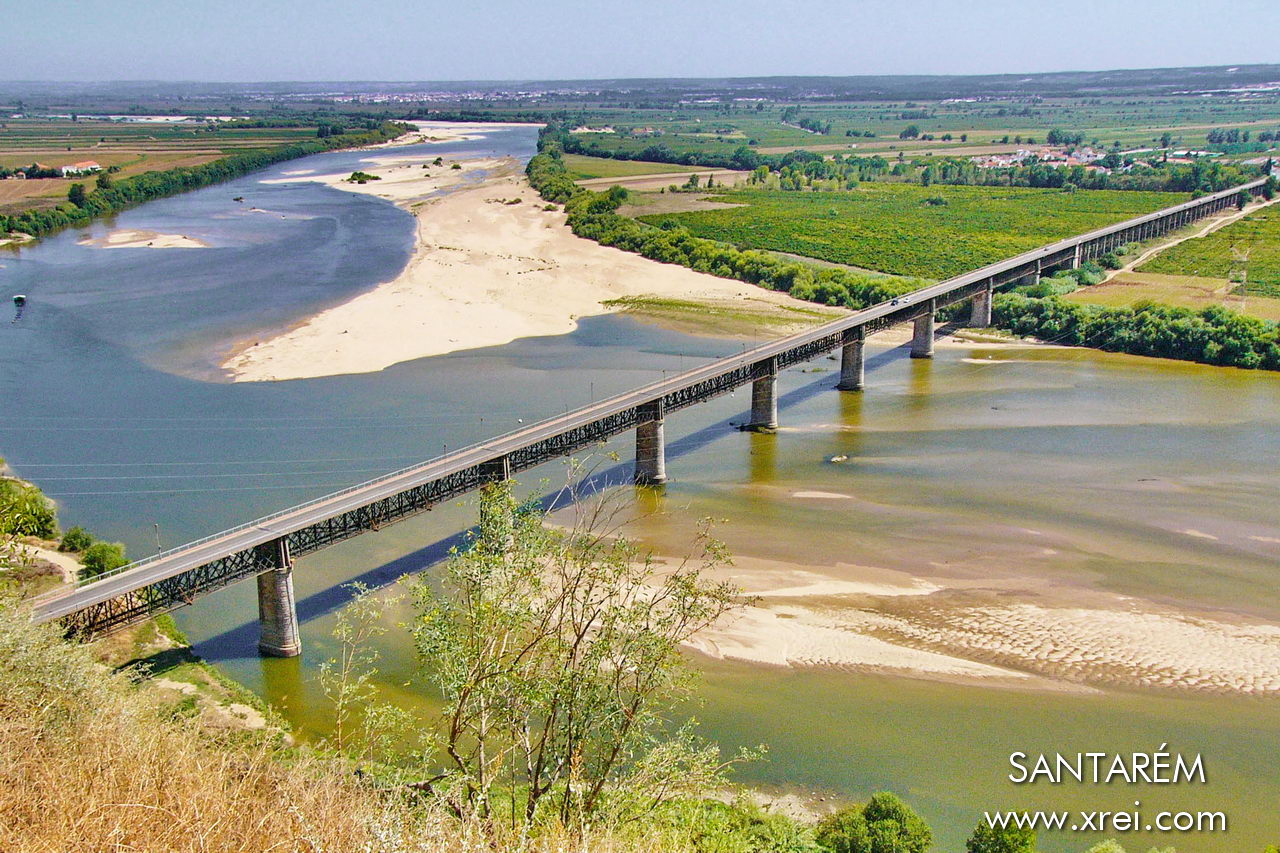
[1066,271,1280,322]
[0,118,321,215]
[560,153,711,180]
[636,184,1186,278]
[1139,209,1280,298]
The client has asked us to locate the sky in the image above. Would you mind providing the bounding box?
[3,0,1279,82]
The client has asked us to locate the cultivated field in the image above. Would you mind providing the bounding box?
[637,184,1185,278]
[0,118,316,214]
[1139,210,1280,298]
[561,153,712,179]
[1066,271,1280,322]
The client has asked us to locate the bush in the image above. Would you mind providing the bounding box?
[965,820,1036,852]
[81,542,128,577]
[58,526,93,553]
[0,479,58,539]
[815,792,932,853]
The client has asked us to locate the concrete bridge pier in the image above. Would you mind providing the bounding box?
[257,537,301,658]
[969,282,993,327]
[742,358,779,432]
[910,302,935,359]
[634,401,667,485]
[836,327,865,391]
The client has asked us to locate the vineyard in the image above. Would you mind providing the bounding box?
[1139,210,1280,299]
[638,184,1185,278]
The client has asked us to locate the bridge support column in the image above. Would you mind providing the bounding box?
[836,327,865,391]
[257,537,300,658]
[742,358,779,432]
[969,282,993,328]
[910,302,935,359]
[634,401,667,486]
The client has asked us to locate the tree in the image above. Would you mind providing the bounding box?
[58,526,93,553]
[95,172,112,191]
[407,479,742,825]
[965,820,1036,853]
[899,124,921,140]
[1160,132,1174,149]
[67,183,87,207]
[816,792,932,853]
[81,541,127,577]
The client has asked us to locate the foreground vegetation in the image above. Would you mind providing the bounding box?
[4,475,1232,852]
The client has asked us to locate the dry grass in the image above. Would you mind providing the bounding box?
[0,602,699,853]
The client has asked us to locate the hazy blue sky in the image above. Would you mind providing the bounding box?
[4,0,1279,81]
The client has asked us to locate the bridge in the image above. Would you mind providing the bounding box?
[31,177,1268,654]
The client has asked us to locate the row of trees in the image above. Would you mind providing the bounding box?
[0,122,411,239]
[994,294,1280,370]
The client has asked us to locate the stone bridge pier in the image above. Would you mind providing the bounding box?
[837,326,866,391]
[256,537,301,658]
[970,282,993,327]
[910,300,936,359]
[634,401,667,485]
[742,357,779,431]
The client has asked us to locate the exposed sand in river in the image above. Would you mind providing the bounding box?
[671,549,1280,696]
[222,139,822,382]
[79,229,210,249]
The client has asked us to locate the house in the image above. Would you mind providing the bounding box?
[61,160,101,177]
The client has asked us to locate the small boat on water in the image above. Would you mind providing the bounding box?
[12,294,25,307]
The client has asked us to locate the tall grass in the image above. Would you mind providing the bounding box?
[0,601,694,853]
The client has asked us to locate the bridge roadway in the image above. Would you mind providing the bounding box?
[30,176,1268,649]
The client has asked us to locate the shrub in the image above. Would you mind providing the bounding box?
[81,542,128,577]
[965,820,1036,852]
[0,479,58,539]
[58,526,93,553]
[815,792,932,853]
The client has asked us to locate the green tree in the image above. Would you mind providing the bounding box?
[816,792,932,853]
[965,820,1036,852]
[408,479,742,825]
[95,172,112,191]
[0,480,58,539]
[81,542,128,577]
[58,526,93,553]
[67,183,87,207]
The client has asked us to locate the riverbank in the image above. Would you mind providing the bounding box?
[221,148,837,382]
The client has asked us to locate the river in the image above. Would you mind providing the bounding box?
[2,126,1278,852]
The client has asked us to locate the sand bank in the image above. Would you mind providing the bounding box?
[670,548,1280,696]
[80,229,210,249]
[223,154,831,382]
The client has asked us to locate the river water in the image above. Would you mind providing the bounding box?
[2,126,1278,852]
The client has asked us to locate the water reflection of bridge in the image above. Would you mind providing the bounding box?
[32,178,1266,654]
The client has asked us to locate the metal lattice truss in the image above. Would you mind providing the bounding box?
[62,541,284,639]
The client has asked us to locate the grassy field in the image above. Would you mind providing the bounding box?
[637,184,1185,278]
[1139,209,1280,298]
[561,153,712,180]
[1066,271,1280,322]
[0,118,317,215]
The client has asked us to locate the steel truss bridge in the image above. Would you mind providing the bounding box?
[30,178,1267,649]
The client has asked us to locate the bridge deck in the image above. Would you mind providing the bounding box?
[31,177,1266,627]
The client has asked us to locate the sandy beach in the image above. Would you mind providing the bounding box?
[222,143,834,382]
